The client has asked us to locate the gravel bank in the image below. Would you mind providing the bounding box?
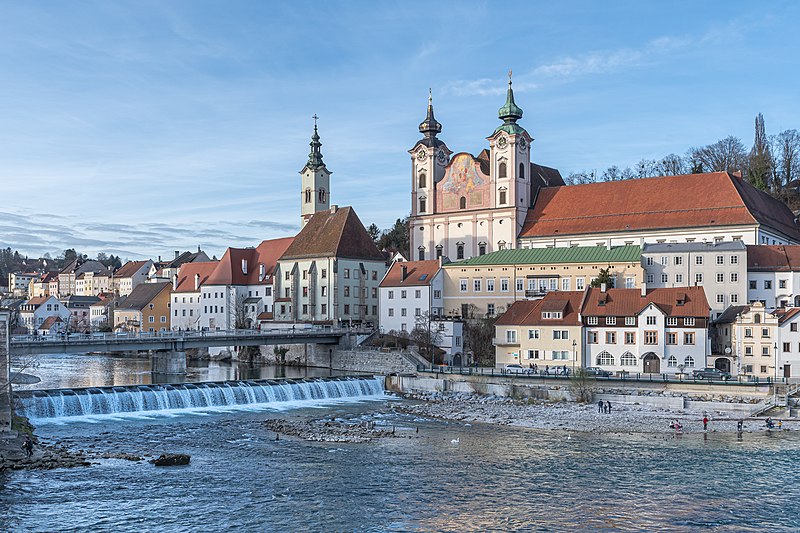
[264,417,412,443]
[392,392,800,434]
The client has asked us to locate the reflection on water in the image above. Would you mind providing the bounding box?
[12,352,346,390]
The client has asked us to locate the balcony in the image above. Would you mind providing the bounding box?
[493,337,520,347]
[525,290,549,299]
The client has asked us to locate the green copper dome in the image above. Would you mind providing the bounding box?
[495,73,526,136]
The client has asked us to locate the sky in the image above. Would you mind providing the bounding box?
[1,1,799,261]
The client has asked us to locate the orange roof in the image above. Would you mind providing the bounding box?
[775,307,800,324]
[520,172,800,241]
[281,207,384,261]
[39,316,64,330]
[495,291,584,326]
[115,260,150,278]
[205,237,294,286]
[582,286,709,318]
[379,260,440,287]
[25,296,51,307]
[173,261,220,292]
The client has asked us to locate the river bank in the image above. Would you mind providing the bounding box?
[393,391,800,434]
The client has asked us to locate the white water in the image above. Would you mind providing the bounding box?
[17,377,385,424]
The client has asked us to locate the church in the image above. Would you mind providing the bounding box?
[408,77,800,261]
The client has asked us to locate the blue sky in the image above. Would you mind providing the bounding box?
[1,1,798,261]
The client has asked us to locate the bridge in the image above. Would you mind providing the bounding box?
[9,328,353,356]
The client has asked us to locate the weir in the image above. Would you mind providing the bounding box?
[15,376,384,422]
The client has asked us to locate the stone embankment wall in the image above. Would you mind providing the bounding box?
[1,311,10,432]
[387,373,773,413]
[252,342,422,375]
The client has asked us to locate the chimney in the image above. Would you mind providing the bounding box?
[606,239,611,251]
[600,282,606,293]
[330,204,338,213]
[197,245,201,253]
[174,250,180,259]
[641,281,647,297]
[400,265,408,281]
[158,255,161,262]
[172,273,178,290]
[194,273,200,291]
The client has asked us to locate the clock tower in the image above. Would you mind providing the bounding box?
[300,116,331,226]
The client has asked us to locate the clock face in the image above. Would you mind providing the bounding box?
[519,137,528,151]
[497,136,508,149]
[416,149,426,161]
[436,149,447,163]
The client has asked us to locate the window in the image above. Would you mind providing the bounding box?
[625,277,635,289]
[459,279,468,292]
[745,346,753,356]
[716,294,724,304]
[731,255,739,264]
[675,274,683,284]
[684,318,695,327]
[487,303,495,316]
[682,356,695,368]
[418,248,425,261]
[660,274,668,283]
[473,279,482,292]
[400,290,407,299]
[621,352,637,366]
[344,269,350,279]
[764,280,772,290]
[576,278,585,290]
[661,256,668,266]
[762,346,770,356]
[780,279,787,289]
[666,332,677,345]
[596,351,614,366]
[434,290,441,299]
[478,244,486,256]
[684,332,695,344]
[646,257,654,266]
[587,316,598,325]
[716,255,724,265]
[498,162,507,178]
[606,316,616,326]
[667,356,678,368]
[486,279,495,292]
[344,286,350,297]
[516,279,524,292]
[305,188,311,203]
[553,330,569,340]
[457,244,464,260]
[527,350,540,360]
[519,162,525,179]
[415,308,421,316]
[605,331,616,344]
[459,197,466,209]
[587,331,598,344]
[754,313,761,324]
[499,279,509,292]
[647,274,654,284]
[696,256,703,265]
[783,342,791,352]
[624,332,635,344]
[761,365,768,373]
[730,273,738,283]
[499,190,507,204]
[792,323,798,332]
[695,273,703,284]
[528,329,540,340]
[745,328,753,338]
[675,256,683,266]
[302,304,308,314]
[418,173,426,188]
[388,308,394,317]
[505,329,517,344]
[644,331,658,344]
[344,304,350,315]
[761,328,770,338]
[149,316,155,323]
[731,294,739,303]
[401,308,407,317]
[749,280,757,290]
[541,311,562,319]
[647,316,657,326]
[561,278,570,291]
[552,350,569,360]
[716,273,724,283]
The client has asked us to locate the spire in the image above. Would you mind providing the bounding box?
[306,114,326,170]
[418,88,442,139]
[495,70,525,135]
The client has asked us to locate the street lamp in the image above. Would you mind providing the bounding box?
[572,339,577,373]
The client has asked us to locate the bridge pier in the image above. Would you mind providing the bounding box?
[1,311,11,433]
[151,350,187,375]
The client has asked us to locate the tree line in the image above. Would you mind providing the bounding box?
[565,114,800,208]
[0,247,124,281]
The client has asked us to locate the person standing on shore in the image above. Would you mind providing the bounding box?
[737,419,744,432]
[598,400,604,413]
[22,436,33,457]
[606,401,612,414]
[703,415,709,431]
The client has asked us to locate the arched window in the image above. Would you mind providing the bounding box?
[621,352,637,367]
[459,196,466,209]
[519,162,525,179]
[418,247,425,261]
[684,355,695,368]
[499,188,507,205]
[596,351,614,366]
[478,243,487,256]
[498,240,506,251]
[419,198,426,213]
[304,188,311,203]
[498,162,507,178]
[318,188,326,202]
[754,314,761,324]
[456,243,465,260]
[418,173,426,189]
[667,356,678,367]
[435,245,443,259]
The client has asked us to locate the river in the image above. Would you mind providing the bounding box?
[3,355,800,531]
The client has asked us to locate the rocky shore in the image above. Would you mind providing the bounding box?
[393,392,800,434]
[0,433,92,471]
[265,417,411,443]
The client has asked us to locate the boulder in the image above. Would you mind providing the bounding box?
[151,454,190,467]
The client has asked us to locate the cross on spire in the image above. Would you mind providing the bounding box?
[312,114,319,128]
[508,69,513,86]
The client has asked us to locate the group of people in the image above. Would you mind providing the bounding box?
[765,417,783,430]
[596,400,612,414]
[669,419,684,433]
[526,364,571,376]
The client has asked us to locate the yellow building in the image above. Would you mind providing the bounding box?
[113,282,172,333]
[442,245,643,318]
[494,291,584,370]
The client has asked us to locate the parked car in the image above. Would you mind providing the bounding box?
[584,367,613,377]
[504,364,526,374]
[692,367,731,381]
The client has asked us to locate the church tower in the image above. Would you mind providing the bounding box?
[486,71,532,238]
[300,117,331,226]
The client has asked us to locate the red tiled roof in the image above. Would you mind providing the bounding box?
[205,237,295,286]
[281,207,384,261]
[775,307,800,324]
[747,245,800,271]
[520,172,800,241]
[25,296,50,307]
[115,260,150,278]
[495,291,584,326]
[582,286,709,318]
[39,316,64,330]
[174,261,220,293]
[257,311,274,320]
[379,260,440,287]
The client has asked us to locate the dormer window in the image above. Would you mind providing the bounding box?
[259,264,266,282]
[541,311,562,319]
[241,259,248,275]
[587,316,598,325]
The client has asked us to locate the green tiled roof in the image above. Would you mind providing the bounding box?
[447,245,642,266]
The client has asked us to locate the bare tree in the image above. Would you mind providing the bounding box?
[689,136,748,174]
[658,153,686,176]
[772,129,800,192]
[463,316,497,367]
[569,368,594,403]
[634,158,659,179]
[410,312,444,364]
[564,171,595,185]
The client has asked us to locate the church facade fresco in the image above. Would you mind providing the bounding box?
[436,153,491,212]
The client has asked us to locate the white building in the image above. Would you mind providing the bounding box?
[19,296,70,334]
[171,261,219,331]
[582,286,711,376]
[747,245,800,311]
[8,272,39,298]
[113,260,153,297]
[642,241,747,320]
